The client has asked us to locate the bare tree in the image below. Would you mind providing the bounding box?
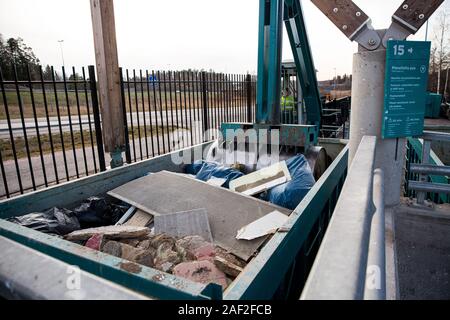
[433,10,450,94]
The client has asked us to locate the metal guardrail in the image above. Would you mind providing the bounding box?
[301,136,386,300]
[407,131,450,204]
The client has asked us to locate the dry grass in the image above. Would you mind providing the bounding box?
[0,90,248,120]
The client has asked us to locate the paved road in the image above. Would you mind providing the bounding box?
[0,107,248,197]
[0,132,208,198]
[0,107,248,138]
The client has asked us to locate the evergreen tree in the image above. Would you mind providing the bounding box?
[0,34,40,80]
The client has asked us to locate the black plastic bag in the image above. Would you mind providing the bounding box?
[7,207,80,236]
[73,196,127,228]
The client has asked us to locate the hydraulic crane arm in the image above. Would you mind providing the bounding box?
[284,0,322,127]
[311,0,445,50]
[310,0,381,50]
[256,0,322,127]
[383,0,445,47]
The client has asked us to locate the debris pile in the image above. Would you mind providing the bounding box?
[7,156,311,292]
[64,226,246,290]
[7,197,129,236]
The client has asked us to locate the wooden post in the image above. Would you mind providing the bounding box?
[90,0,124,166]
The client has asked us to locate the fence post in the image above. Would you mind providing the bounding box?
[119,68,132,164]
[88,66,106,172]
[201,71,209,142]
[246,74,252,123]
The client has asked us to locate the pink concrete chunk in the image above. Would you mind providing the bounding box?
[85,234,104,251]
[173,260,228,289]
[193,243,215,261]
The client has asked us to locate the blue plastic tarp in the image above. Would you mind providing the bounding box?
[185,160,244,188]
[261,155,315,210]
[185,155,315,209]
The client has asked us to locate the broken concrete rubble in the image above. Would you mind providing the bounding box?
[154,243,184,273]
[67,227,247,290]
[213,256,244,278]
[102,240,155,268]
[173,260,228,289]
[176,235,215,261]
[85,234,104,251]
[214,246,246,268]
[65,225,150,241]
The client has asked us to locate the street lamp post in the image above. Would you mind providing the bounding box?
[58,40,65,69]
[334,67,337,100]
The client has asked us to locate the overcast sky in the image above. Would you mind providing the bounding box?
[0,0,448,80]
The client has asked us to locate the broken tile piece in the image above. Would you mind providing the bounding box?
[154,245,183,273]
[176,236,215,261]
[214,256,244,278]
[230,161,291,196]
[124,209,153,227]
[173,260,228,289]
[102,240,155,268]
[65,225,150,241]
[215,246,246,268]
[85,234,104,251]
[206,177,227,187]
[236,210,289,241]
[154,209,213,243]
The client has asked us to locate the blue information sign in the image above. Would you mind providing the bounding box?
[382,40,431,139]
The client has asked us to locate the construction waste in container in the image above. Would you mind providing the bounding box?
[5,155,313,291]
[64,225,246,290]
[7,197,129,236]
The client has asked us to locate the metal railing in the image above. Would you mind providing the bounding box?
[405,131,450,204]
[0,65,105,199]
[301,136,386,300]
[120,69,256,164]
[320,96,350,139]
[0,65,257,199]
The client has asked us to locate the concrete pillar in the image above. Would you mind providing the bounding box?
[349,49,405,206]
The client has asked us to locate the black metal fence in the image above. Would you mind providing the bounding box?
[320,96,351,139]
[0,65,256,199]
[120,69,257,163]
